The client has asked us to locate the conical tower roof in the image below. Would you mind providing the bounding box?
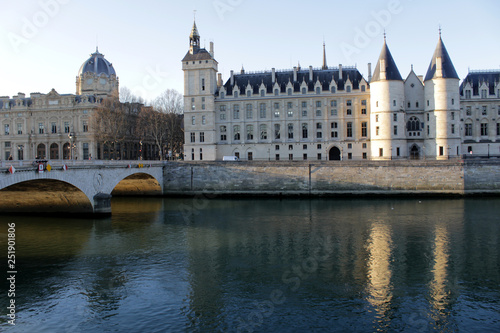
[424,35,459,81]
[371,39,402,82]
[190,21,200,39]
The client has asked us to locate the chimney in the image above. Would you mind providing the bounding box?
[217,73,223,88]
[210,41,214,57]
[339,64,343,80]
[367,63,372,82]
[230,70,234,86]
[293,66,297,82]
[309,66,313,81]
[272,68,276,84]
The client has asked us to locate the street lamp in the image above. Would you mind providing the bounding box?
[68,132,75,160]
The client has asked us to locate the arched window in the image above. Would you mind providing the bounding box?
[233,125,240,141]
[37,143,46,159]
[50,143,59,160]
[406,116,421,131]
[302,123,308,139]
[63,142,71,160]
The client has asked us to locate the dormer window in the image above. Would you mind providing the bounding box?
[346,86,351,93]
[247,90,251,97]
[274,89,279,96]
[481,89,488,99]
[331,86,336,93]
[302,87,307,95]
[465,90,471,99]
[234,91,239,98]
[361,85,365,92]
[260,90,265,97]
[316,87,321,94]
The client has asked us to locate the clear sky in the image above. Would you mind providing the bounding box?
[1,0,499,103]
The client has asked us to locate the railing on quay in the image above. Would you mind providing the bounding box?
[0,159,167,172]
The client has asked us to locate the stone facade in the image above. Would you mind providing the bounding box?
[183,23,500,161]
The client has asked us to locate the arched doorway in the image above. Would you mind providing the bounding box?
[329,147,341,161]
[50,143,59,159]
[410,145,420,160]
[37,144,46,159]
[63,142,71,160]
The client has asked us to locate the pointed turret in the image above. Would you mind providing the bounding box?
[424,34,459,81]
[322,43,328,70]
[189,21,201,54]
[371,39,403,82]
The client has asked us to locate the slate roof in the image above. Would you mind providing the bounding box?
[220,67,366,96]
[78,48,116,77]
[424,37,459,81]
[459,71,500,96]
[371,41,403,82]
[182,48,214,62]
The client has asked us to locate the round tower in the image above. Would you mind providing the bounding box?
[76,48,118,98]
[370,38,406,160]
[423,34,461,159]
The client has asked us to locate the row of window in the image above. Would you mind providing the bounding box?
[463,89,500,99]
[220,85,367,99]
[464,105,500,116]
[464,123,500,136]
[2,121,88,135]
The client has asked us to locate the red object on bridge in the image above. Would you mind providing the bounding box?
[62,165,68,171]
[8,166,15,174]
[38,163,44,173]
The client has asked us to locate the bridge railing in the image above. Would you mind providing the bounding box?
[0,159,167,171]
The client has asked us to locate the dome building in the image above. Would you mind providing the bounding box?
[76,48,119,98]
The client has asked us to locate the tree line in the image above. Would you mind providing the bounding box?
[91,88,184,160]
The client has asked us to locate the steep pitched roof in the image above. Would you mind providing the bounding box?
[371,41,403,82]
[459,71,500,96]
[182,48,214,62]
[424,37,459,81]
[220,67,366,96]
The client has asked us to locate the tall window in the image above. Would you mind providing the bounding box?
[17,123,22,135]
[361,122,367,137]
[199,132,205,143]
[288,124,294,139]
[465,123,472,136]
[201,78,205,91]
[260,103,266,118]
[247,125,254,140]
[246,104,253,119]
[64,121,70,133]
[347,122,353,138]
[190,132,195,143]
[302,123,308,139]
[4,124,9,135]
[39,123,45,134]
[220,126,227,141]
[316,123,322,139]
[83,120,88,132]
[234,125,241,140]
[481,123,488,136]
[233,105,240,119]
[260,124,267,140]
[51,122,56,133]
[274,124,280,139]
[331,122,338,138]
[393,125,398,135]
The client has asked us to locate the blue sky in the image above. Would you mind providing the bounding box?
[0,0,499,102]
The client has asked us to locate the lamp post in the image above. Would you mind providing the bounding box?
[68,132,75,160]
[488,143,490,159]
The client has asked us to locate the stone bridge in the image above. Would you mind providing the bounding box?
[0,160,165,215]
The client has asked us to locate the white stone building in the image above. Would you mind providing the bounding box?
[183,22,500,161]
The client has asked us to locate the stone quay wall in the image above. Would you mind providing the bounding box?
[163,160,500,197]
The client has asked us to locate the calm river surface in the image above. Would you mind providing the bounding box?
[1,197,499,332]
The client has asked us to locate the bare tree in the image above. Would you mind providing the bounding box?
[137,106,167,160]
[91,93,129,159]
[152,89,184,159]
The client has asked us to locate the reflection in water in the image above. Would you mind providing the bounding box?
[0,198,499,332]
[366,222,393,328]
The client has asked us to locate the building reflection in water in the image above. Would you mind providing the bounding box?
[365,221,393,327]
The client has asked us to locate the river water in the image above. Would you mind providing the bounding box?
[1,197,499,332]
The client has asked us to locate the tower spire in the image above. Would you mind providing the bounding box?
[189,19,200,54]
[322,42,328,70]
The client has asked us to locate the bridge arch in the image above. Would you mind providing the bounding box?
[0,179,93,214]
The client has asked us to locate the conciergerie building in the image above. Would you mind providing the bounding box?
[182,21,500,161]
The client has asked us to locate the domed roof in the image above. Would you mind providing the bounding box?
[78,48,116,77]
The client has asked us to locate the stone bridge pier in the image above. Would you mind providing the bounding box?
[0,161,165,215]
